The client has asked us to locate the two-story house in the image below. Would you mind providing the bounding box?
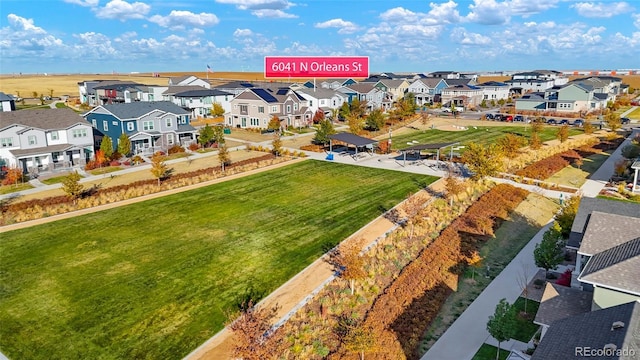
[171,88,233,119]
[440,84,483,109]
[0,108,94,173]
[476,81,510,102]
[374,79,410,104]
[83,101,196,155]
[320,78,357,90]
[93,81,145,105]
[506,70,568,94]
[338,83,389,111]
[296,88,348,118]
[226,88,313,130]
[515,83,611,114]
[168,75,211,89]
[407,78,447,106]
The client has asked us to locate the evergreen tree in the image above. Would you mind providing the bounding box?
[313,119,336,145]
[198,124,215,147]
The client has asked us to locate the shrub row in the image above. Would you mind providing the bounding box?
[515,149,585,180]
[352,184,529,359]
[1,154,277,224]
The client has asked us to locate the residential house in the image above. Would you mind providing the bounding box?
[374,79,410,103]
[476,81,511,102]
[0,108,94,172]
[226,88,313,130]
[440,84,483,109]
[215,80,294,96]
[83,101,196,155]
[168,75,211,89]
[407,78,447,106]
[531,300,640,360]
[296,88,348,118]
[320,78,357,90]
[0,92,16,112]
[170,88,233,119]
[429,71,461,79]
[92,81,145,105]
[572,76,623,96]
[515,83,611,114]
[506,70,568,94]
[533,283,593,339]
[338,83,390,111]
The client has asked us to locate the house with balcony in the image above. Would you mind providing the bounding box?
[337,83,390,111]
[374,79,410,103]
[296,88,348,118]
[440,84,483,109]
[407,78,447,106]
[0,108,94,173]
[92,81,146,105]
[83,101,196,155]
[226,88,313,130]
[506,70,568,94]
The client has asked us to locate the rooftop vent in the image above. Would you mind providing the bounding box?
[611,321,625,330]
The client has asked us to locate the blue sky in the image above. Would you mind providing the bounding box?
[1,0,639,74]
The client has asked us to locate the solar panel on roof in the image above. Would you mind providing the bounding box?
[253,88,278,103]
[277,89,289,95]
[240,83,253,87]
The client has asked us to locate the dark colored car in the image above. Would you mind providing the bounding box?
[546,118,557,125]
[621,117,631,124]
[573,119,584,127]
[494,114,504,121]
[558,119,570,125]
[485,113,494,120]
[514,115,524,122]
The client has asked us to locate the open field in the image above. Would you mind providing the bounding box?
[0,160,436,360]
[390,125,583,151]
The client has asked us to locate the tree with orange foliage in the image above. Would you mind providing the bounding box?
[327,242,367,295]
[2,167,24,187]
[312,109,325,124]
[227,300,281,360]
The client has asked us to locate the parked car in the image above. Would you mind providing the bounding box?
[504,115,514,122]
[621,117,631,124]
[559,119,570,125]
[546,118,558,125]
[494,114,504,121]
[514,115,524,122]
[485,113,494,120]
[573,119,584,127]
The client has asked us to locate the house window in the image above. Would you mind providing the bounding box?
[72,129,87,138]
[92,120,97,128]
[271,105,277,112]
[127,122,134,131]
[1,137,13,147]
[28,135,37,145]
[103,121,108,131]
[250,118,260,126]
[167,133,174,145]
[50,131,59,140]
[166,118,172,127]
[286,105,291,113]
[293,103,298,111]
[309,100,313,107]
[143,121,154,131]
[258,106,265,113]
[240,105,248,114]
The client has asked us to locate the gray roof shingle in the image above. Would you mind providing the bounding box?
[0,108,85,130]
[567,198,640,249]
[579,212,640,255]
[96,101,190,120]
[534,283,593,327]
[531,300,640,360]
[579,237,640,294]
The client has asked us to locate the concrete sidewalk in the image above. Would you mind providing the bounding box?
[421,221,553,360]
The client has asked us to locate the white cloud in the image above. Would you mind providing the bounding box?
[94,0,151,20]
[508,0,559,15]
[450,27,492,45]
[380,7,419,22]
[428,0,462,24]
[314,18,359,34]
[571,2,634,18]
[233,28,253,37]
[0,14,65,56]
[465,0,511,25]
[7,14,46,34]
[215,0,297,18]
[63,0,99,7]
[634,13,640,29]
[149,10,219,29]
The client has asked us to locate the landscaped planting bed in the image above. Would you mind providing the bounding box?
[0,160,436,360]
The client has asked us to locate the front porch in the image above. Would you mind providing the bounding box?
[11,144,93,175]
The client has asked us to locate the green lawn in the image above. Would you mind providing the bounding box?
[472,344,510,360]
[391,126,582,151]
[0,182,33,195]
[0,160,436,360]
[511,297,540,342]
[545,151,610,187]
[40,174,81,185]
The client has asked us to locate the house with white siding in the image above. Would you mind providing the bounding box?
[0,108,94,172]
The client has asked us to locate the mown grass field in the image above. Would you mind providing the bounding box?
[391,126,583,151]
[0,160,436,360]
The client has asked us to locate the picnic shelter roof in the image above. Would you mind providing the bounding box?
[399,141,459,152]
[329,132,377,147]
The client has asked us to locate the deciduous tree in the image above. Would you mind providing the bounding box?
[605,112,622,132]
[556,124,569,143]
[212,125,225,145]
[218,145,230,172]
[198,124,215,147]
[2,167,24,187]
[267,115,281,132]
[534,223,565,278]
[347,113,364,135]
[150,152,170,186]
[312,109,325,124]
[529,132,542,150]
[365,109,385,131]
[95,149,106,167]
[313,119,336,145]
[343,323,376,360]
[227,300,281,360]
[211,102,225,116]
[555,196,580,238]
[444,173,464,207]
[461,142,504,180]
[583,120,594,134]
[61,170,84,202]
[117,133,131,157]
[271,133,283,156]
[487,299,516,360]
[497,134,526,167]
[99,136,114,160]
[327,242,366,295]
